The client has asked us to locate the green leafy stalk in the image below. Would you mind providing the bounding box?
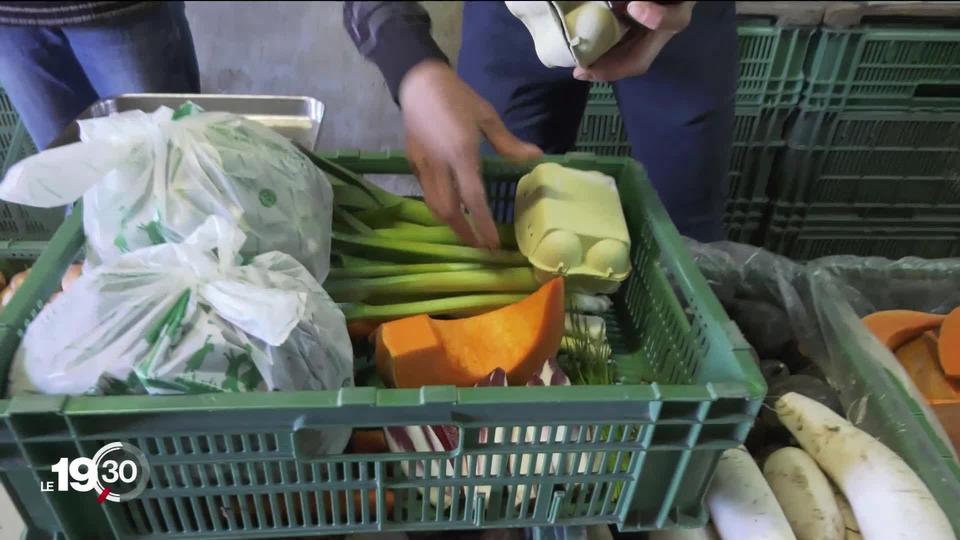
[341,293,527,322]
[374,224,517,248]
[300,148,441,225]
[354,201,439,227]
[329,262,490,279]
[326,267,538,303]
[333,205,375,235]
[333,232,528,265]
[559,309,614,386]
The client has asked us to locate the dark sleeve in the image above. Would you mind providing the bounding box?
[343,1,449,103]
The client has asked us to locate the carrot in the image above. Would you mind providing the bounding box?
[350,430,389,454]
[937,307,960,379]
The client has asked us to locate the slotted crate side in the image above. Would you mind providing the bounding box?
[0,89,21,164]
[0,153,762,539]
[772,108,960,206]
[726,107,791,207]
[587,22,813,108]
[576,106,788,234]
[762,224,960,260]
[769,201,960,228]
[736,22,813,107]
[2,122,36,173]
[802,26,960,110]
[0,89,57,242]
[572,105,629,157]
[723,204,766,244]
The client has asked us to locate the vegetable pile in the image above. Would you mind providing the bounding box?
[702,393,954,540]
[306,151,628,391]
[863,309,960,452]
[303,154,637,510]
[703,280,959,539]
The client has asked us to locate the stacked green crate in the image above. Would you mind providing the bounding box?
[0,88,60,241]
[766,25,960,259]
[575,20,813,243]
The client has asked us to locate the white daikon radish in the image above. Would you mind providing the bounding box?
[705,446,796,540]
[763,447,844,540]
[830,483,862,540]
[568,293,613,314]
[648,524,720,540]
[776,392,954,540]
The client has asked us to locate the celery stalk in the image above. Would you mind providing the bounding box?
[341,294,527,321]
[374,224,517,248]
[333,205,374,235]
[301,149,441,226]
[391,221,428,230]
[326,268,538,303]
[333,232,528,265]
[329,262,490,279]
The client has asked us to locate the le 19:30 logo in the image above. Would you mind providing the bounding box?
[42,442,151,503]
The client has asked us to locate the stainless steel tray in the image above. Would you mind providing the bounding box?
[51,93,324,149]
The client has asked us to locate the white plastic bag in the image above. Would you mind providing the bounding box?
[19,215,353,397]
[0,105,334,280]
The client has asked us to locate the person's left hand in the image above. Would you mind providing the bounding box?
[573,1,695,82]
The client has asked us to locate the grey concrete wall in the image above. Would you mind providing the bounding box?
[185,1,464,152]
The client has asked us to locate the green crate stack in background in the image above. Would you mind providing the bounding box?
[574,19,814,243]
[766,21,960,259]
[0,88,61,242]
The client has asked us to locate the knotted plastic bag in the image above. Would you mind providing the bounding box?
[0,104,333,280]
[19,215,353,398]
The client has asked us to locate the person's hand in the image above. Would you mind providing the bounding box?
[573,1,695,82]
[399,60,542,249]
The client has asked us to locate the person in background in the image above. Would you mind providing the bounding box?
[0,1,199,150]
[344,1,736,245]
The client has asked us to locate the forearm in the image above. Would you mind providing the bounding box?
[343,1,449,102]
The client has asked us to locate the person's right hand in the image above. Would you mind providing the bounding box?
[398,60,543,249]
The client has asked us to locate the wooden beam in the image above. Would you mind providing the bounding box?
[736,2,828,26]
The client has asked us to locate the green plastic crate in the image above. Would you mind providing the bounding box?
[762,223,960,260]
[773,108,960,206]
[726,107,792,209]
[2,121,36,173]
[572,105,630,158]
[736,21,813,108]
[722,203,766,245]
[0,152,763,539]
[0,90,21,162]
[575,106,786,243]
[820,272,960,536]
[802,26,960,111]
[587,21,813,108]
[0,90,61,242]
